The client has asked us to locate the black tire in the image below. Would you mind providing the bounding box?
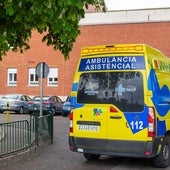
[52,107,56,116]
[18,106,24,114]
[83,153,100,161]
[62,112,67,117]
[152,137,170,168]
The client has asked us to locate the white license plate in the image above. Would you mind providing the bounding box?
[78,125,100,132]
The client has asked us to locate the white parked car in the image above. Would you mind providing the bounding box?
[0,94,33,114]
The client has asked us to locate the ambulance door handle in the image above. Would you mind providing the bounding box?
[110,116,122,119]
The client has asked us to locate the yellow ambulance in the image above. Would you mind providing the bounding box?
[69,44,170,168]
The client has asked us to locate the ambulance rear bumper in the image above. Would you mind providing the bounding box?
[69,136,162,158]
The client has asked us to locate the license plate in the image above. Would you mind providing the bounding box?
[78,125,100,132]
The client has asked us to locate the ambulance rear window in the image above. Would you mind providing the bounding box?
[77,71,144,112]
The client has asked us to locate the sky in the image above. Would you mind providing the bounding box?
[105,0,170,11]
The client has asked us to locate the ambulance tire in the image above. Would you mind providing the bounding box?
[83,153,100,161]
[152,136,170,168]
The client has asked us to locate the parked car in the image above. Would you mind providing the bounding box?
[0,94,33,114]
[62,96,72,117]
[29,95,63,115]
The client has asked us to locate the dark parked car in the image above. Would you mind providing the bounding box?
[62,96,72,117]
[29,95,63,115]
[0,94,33,114]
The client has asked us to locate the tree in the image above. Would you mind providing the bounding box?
[0,0,106,60]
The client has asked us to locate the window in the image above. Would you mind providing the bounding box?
[47,68,58,86]
[77,72,144,112]
[7,68,17,86]
[28,68,38,86]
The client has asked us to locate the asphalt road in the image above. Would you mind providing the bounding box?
[0,114,169,170]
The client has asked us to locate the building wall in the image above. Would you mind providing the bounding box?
[0,9,170,98]
[80,8,170,25]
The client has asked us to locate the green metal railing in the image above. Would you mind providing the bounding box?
[33,113,53,146]
[0,120,30,157]
[0,113,53,157]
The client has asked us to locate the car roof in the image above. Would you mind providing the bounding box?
[2,94,24,99]
[33,96,55,100]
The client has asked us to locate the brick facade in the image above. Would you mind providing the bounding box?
[0,21,170,98]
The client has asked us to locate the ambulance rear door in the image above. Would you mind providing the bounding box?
[74,72,110,150]
[106,71,148,148]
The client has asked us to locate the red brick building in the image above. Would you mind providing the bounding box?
[0,8,170,99]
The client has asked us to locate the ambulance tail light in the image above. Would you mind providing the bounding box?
[110,106,118,113]
[69,111,73,133]
[148,107,156,137]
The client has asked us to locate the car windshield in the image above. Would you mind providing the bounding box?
[66,96,71,102]
[43,96,50,100]
[77,71,144,112]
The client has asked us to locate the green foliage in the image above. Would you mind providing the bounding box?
[0,0,106,60]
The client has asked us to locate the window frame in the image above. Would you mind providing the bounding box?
[7,68,17,86]
[47,68,58,86]
[28,68,38,86]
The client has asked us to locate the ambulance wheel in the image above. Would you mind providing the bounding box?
[153,137,170,168]
[83,153,100,161]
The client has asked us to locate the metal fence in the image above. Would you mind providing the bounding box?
[0,120,30,157]
[33,114,53,146]
[0,113,53,157]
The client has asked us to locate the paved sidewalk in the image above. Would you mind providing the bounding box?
[0,113,30,123]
